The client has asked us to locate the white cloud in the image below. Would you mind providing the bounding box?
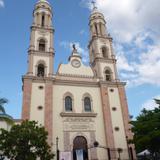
[79,30,85,35]
[59,41,69,49]
[116,53,134,72]
[60,41,89,64]
[0,0,4,7]
[134,32,150,48]
[82,0,160,86]
[92,0,160,43]
[142,95,160,110]
[117,45,160,86]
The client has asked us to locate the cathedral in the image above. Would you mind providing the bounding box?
[22,0,136,159]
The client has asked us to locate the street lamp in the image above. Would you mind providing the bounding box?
[117,148,123,160]
[56,137,59,160]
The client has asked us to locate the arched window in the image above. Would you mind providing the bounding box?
[65,96,72,112]
[95,24,98,35]
[102,47,108,58]
[41,14,45,27]
[37,64,45,77]
[84,97,91,112]
[39,39,46,52]
[105,69,111,81]
[99,23,102,35]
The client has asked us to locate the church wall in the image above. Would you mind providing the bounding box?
[52,84,107,159]
[58,63,94,77]
[30,82,45,126]
[108,87,129,159]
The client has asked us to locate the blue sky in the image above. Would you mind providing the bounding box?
[0,0,160,119]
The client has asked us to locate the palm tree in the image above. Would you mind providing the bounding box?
[0,98,8,113]
[0,98,13,125]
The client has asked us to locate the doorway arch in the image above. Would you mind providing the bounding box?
[73,136,88,160]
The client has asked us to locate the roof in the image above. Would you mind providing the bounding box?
[0,113,13,120]
[37,0,50,4]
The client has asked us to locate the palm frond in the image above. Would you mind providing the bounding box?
[0,98,8,105]
[0,98,8,113]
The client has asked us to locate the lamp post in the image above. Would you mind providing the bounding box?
[126,136,134,160]
[56,137,59,160]
[126,136,131,160]
[117,148,123,160]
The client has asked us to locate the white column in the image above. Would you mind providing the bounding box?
[38,13,41,26]
[97,23,101,35]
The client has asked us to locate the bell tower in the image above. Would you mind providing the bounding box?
[88,6,118,81]
[88,5,137,159]
[22,0,54,144]
[27,0,54,77]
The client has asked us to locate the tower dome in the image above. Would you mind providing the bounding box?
[37,0,50,4]
[90,6,105,20]
[89,4,107,38]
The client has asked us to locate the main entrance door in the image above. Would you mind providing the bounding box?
[73,136,88,160]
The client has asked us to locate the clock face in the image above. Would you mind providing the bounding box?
[71,59,81,68]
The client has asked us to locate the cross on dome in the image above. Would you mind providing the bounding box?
[91,1,96,9]
[91,1,99,13]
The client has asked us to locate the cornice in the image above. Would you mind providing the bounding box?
[31,25,54,32]
[57,73,94,79]
[89,16,106,25]
[22,75,126,87]
[33,6,52,14]
[60,112,97,118]
[99,80,126,87]
[28,50,55,57]
[91,58,117,67]
[22,75,54,83]
[88,35,113,48]
[54,79,99,87]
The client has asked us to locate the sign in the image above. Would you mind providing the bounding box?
[60,151,72,160]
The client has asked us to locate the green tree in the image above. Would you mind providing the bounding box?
[0,98,13,124]
[0,120,55,160]
[131,99,160,158]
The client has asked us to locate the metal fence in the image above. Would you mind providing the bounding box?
[108,147,135,160]
[57,147,136,160]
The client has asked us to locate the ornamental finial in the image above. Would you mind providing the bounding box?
[73,44,76,50]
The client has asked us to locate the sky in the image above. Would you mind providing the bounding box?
[0,0,160,119]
